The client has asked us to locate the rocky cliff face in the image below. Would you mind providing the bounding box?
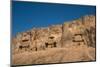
[62,15,96,48]
[12,15,96,65]
[12,15,96,54]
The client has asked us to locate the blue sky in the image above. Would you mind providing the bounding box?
[12,1,96,36]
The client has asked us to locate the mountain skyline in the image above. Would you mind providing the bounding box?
[12,1,96,36]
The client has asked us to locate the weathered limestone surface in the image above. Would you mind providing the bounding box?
[12,15,96,54]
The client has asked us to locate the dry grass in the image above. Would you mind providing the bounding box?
[12,45,95,65]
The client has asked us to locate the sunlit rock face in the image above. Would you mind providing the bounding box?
[12,15,96,65]
[12,15,96,53]
[62,15,95,48]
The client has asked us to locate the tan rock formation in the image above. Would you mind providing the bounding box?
[12,15,96,65]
